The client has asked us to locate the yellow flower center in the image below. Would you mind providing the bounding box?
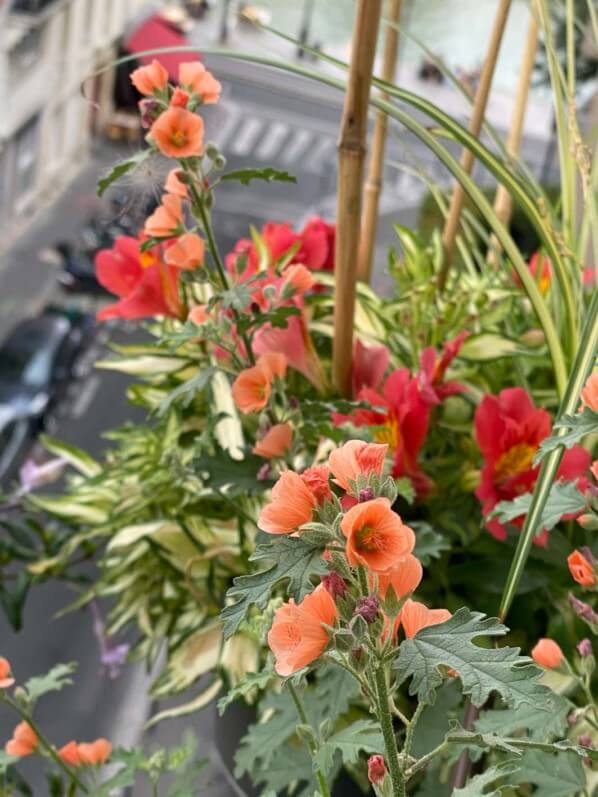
[374,416,401,451]
[495,443,536,484]
[171,130,188,148]
[139,251,156,269]
[355,525,382,552]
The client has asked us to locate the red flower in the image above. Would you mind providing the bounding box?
[334,368,433,497]
[351,338,390,395]
[95,235,183,321]
[475,387,591,541]
[225,217,335,283]
[418,332,468,405]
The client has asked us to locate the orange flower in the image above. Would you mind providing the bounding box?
[59,741,82,767]
[164,168,188,198]
[0,657,14,689]
[5,721,38,757]
[399,599,451,639]
[232,364,271,414]
[178,62,222,104]
[253,423,293,459]
[375,554,423,599]
[144,194,183,239]
[165,232,205,270]
[329,440,388,494]
[531,638,564,669]
[283,264,315,295]
[77,739,112,766]
[150,107,204,158]
[341,497,415,573]
[257,352,288,380]
[258,471,317,534]
[568,550,597,587]
[170,87,189,107]
[592,460,598,481]
[130,59,169,96]
[581,372,598,413]
[268,585,338,676]
[300,465,332,504]
[188,304,209,325]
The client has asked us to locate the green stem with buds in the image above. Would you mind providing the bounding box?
[374,666,406,797]
[287,681,331,797]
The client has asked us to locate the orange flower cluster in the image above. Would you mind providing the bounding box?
[59,738,112,768]
[261,441,451,675]
[1,657,112,769]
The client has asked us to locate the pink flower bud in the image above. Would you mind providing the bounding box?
[577,638,593,657]
[355,595,380,624]
[358,487,375,503]
[321,572,347,600]
[368,754,387,785]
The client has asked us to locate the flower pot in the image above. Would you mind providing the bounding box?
[214,700,366,796]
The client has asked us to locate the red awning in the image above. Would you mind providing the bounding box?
[124,15,200,81]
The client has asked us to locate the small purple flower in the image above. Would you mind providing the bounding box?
[569,594,598,625]
[577,638,593,658]
[578,735,594,749]
[257,463,272,481]
[358,487,375,503]
[355,595,379,624]
[90,602,130,679]
[19,457,67,494]
[321,572,347,600]
[138,99,161,128]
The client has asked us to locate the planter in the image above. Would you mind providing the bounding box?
[214,701,365,796]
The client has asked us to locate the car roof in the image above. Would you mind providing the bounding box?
[0,315,71,353]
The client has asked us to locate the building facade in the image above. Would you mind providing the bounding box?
[0,0,150,252]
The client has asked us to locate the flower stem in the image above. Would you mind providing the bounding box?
[403,701,424,762]
[287,681,331,797]
[2,696,89,794]
[374,666,405,797]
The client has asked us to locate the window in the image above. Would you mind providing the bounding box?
[13,115,40,198]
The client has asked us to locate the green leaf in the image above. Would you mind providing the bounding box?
[491,481,587,532]
[453,760,521,796]
[220,167,297,186]
[95,356,188,376]
[97,149,150,196]
[40,435,101,477]
[145,678,222,729]
[314,719,383,776]
[515,750,586,797]
[218,669,276,715]
[475,693,570,741]
[194,449,272,495]
[412,522,450,566]
[220,282,254,311]
[459,333,529,362]
[410,681,462,758]
[393,607,549,708]
[0,750,19,775]
[396,477,416,504]
[221,537,328,638]
[24,662,77,703]
[155,367,216,417]
[535,407,598,463]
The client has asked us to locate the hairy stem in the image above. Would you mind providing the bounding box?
[287,682,331,797]
[374,666,405,797]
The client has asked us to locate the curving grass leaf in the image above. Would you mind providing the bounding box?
[220,167,296,185]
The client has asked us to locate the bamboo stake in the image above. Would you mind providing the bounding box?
[488,10,539,262]
[333,0,382,395]
[437,0,512,289]
[357,0,403,284]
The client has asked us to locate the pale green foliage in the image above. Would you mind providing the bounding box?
[221,536,328,638]
[394,608,549,708]
[23,662,77,704]
[535,407,598,462]
[217,669,277,715]
[490,481,587,532]
[314,720,383,775]
[475,694,571,741]
[453,760,521,796]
